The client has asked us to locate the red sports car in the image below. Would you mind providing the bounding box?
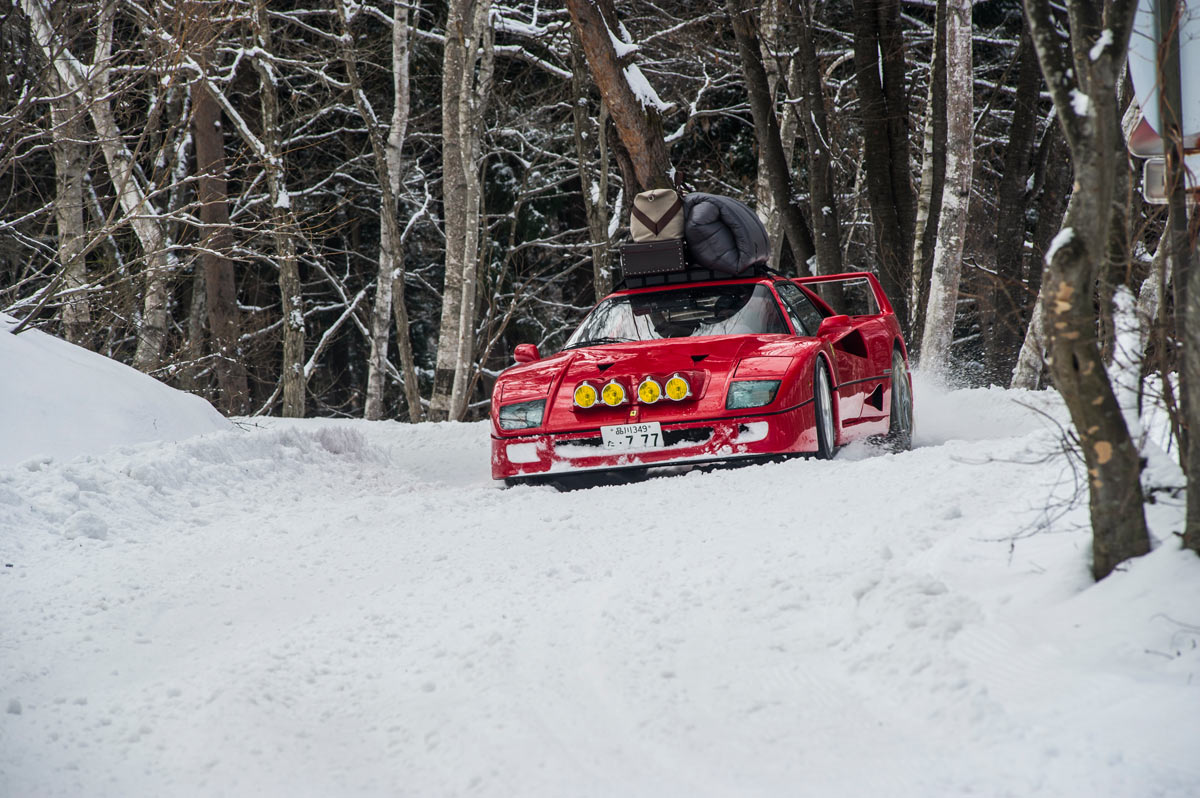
[490,270,913,486]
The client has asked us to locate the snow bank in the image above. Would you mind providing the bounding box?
[0,314,229,467]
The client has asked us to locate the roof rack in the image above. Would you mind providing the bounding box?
[619,265,772,290]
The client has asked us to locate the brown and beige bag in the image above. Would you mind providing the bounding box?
[630,188,684,242]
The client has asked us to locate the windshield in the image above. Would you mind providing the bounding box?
[563,283,788,349]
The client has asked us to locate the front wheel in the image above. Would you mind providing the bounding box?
[813,358,837,460]
[885,348,913,452]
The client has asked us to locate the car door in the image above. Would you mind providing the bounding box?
[789,275,894,427]
[774,281,865,422]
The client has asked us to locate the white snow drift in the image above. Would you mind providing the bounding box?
[0,314,229,468]
[1,334,1198,797]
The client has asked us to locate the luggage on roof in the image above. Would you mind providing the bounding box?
[630,189,685,242]
[618,189,772,286]
[681,193,770,276]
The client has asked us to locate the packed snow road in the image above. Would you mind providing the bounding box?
[2,379,1199,797]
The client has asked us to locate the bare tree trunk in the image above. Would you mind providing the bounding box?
[274,216,304,419]
[570,35,613,299]
[250,0,304,417]
[95,0,168,373]
[1136,215,1171,353]
[430,0,474,422]
[1011,120,1073,389]
[1024,0,1150,580]
[727,0,815,274]
[1154,0,1200,557]
[1010,287,1047,389]
[181,267,206,392]
[753,0,784,255]
[1097,100,1136,366]
[1185,195,1200,555]
[565,0,672,192]
[430,0,493,422]
[49,74,89,346]
[794,0,842,277]
[192,80,249,414]
[852,0,915,330]
[337,0,422,422]
[388,0,424,423]
[22,0,171,371]
[917,0,972,376]
[773,53,805,261]
[911,0,947,342]
[450,5,494,422]
[987,28,1042,385]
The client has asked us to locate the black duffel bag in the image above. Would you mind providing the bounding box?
[682,193,770,276]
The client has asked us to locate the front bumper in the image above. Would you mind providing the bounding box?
[491,403,816,481]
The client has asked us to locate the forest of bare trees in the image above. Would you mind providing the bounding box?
[2,1,1199,575]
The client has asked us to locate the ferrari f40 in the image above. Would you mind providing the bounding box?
[490,270,913,485]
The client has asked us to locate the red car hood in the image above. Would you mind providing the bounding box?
[497,335,815,433]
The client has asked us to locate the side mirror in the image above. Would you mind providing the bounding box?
[513,343,540,363]
[816,314,852,338]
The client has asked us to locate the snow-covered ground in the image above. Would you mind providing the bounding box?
[2,327,1199,797]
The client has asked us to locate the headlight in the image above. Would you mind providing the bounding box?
[665,374,691,401]
[498,399,545,430]
[574,382,598,408]
[726,380,780,410]
[638,378,662,404]
[601,380,628,406]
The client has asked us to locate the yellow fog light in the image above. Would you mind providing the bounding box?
[638,378,662,404]
[601,380,627,406]
[574,382,598,408]
[665,374,692,401]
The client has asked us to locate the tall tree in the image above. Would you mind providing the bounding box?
[751,0,787,253]
[48,72,89,346]
[1011,121,1072,389]
[565,0,672,192]
[1149,0,1200,558]
[986,28,1044,385]
[852,0,916,331]
[570,38,614,299]
[385,0,424,424]
[336,0,423,423]
[727,0,816,274]
[21,0,173,371]
[910,0,947,343]
[192,75,250,415]
[1023,0,1150,579]
[430,0,494,421]
[918,0,973,375]
[793,0,843,278]
[249,0,305,418]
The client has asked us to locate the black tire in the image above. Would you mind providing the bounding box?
[886,348,913,452]
[813,358,837,460]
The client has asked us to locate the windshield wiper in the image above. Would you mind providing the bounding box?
[562,336,634,350]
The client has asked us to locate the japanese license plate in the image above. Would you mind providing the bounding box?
[600,422,664,451]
